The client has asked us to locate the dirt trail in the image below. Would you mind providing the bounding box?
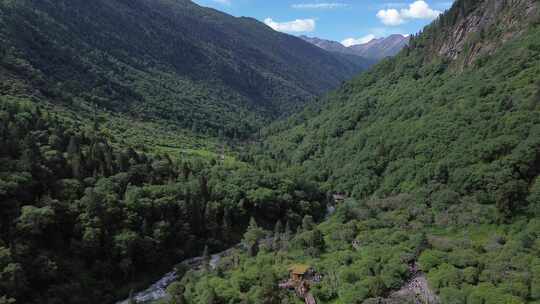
[392,273,439,304]
[304,292,317,304]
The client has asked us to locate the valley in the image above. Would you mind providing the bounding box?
[0,0,539,304]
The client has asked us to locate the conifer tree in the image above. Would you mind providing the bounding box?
[281,221,292,251]
[167,282,186,304]
[301,215,314,231]
[243,217,264,257]
[206,287,217,304]
[221,208,232,242]
[202,245,210,272]
[272,220,282,251]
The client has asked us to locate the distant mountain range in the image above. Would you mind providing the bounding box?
[300,34,410,60]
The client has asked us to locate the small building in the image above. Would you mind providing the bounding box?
[332,194,346,204]
[288,264,313,282]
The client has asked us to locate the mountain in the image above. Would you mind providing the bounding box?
[300,34,410,60]
[2,0,540,303]
[299,36,351,54]
[298,35,378,70]
[0,0,369,139]
[265,0,540,213]
[175,0,540,303]
[349,34,410,60]
[0,1,372,302]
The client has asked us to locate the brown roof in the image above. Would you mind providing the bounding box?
[289,264,311,275]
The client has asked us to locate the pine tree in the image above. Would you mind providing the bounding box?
[199,175,210,202]
[312,228,325,251]
[182,162,191,180]
[221,208,232,242]
[167,282,186,304]
[273,220,282,237]
[243,217,264,257]
[21,135,42,177]
[260,271,280,304]
[126,148,139,164]
[281,221,292,251]
[283,221,291,240]
[116,151,130,172]
[206,287,217,304]
[102,142,114,176]
[301,215,314,231]
[534,80,540,107]
[202,245,210,272]
[272,220,282,251]
[204,204,219,239]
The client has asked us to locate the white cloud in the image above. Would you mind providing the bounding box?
[341,34,376,47]
[291,3,348,9]
[377,9,405,26]
[264,18,316,33]
[401,1,441,19]
[377,1,442,26]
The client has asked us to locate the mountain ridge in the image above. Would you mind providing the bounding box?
[411,0,540,68]
[300,34,410,60]
[0,0,371,139]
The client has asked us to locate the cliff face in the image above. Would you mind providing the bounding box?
[416,0,540,67]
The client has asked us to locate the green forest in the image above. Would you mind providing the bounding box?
[162,1,540,303]
[0,97,327,303]
[0,0,539,303]
[0,0,371,140]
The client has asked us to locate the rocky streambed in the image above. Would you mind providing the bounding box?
[118,206,337,304]
[116,246,239,304]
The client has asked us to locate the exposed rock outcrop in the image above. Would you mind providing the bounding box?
[413,0,540,67]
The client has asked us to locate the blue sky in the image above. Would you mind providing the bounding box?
[192,0,454,46]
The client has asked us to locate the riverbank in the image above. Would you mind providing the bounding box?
[116,246,240,304]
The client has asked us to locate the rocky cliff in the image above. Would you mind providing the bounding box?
[413,0,540,67]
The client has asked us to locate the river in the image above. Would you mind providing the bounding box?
[115,247,238,304]
[117,206,337,304]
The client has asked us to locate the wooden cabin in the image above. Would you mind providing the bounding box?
[288,264,313,282]
[332,193,346,204]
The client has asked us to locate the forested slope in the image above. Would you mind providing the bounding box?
[0,1,372,302]
[0,0,370,139]
[168,1,540,304]
[0,98,328,304]
[260,0,540,221]
[2,0,540,303]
